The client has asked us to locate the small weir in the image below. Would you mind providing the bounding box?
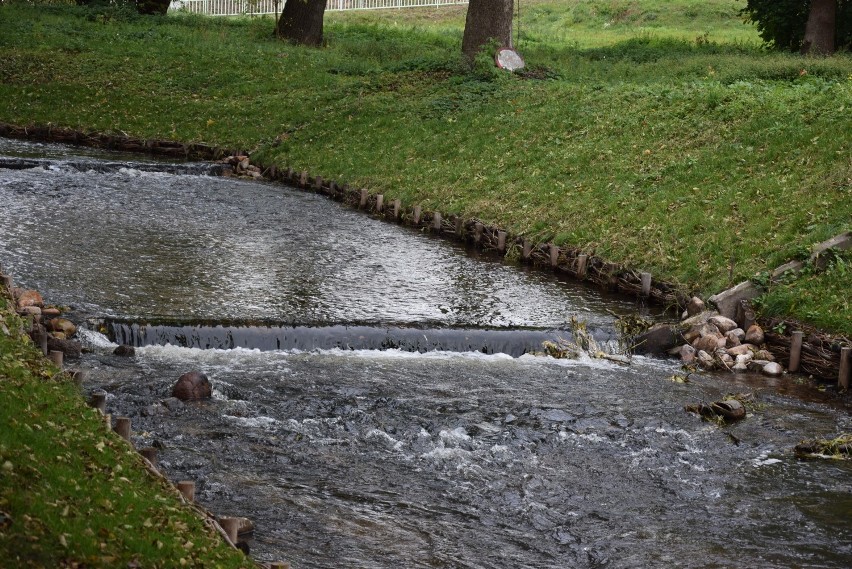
[2,139,851,568]
[103,319,619,356]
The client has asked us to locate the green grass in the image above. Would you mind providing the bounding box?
[0,295,252,568]
[0,1,850,334]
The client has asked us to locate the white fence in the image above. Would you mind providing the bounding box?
[171,0,468,17]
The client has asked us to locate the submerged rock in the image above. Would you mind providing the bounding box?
[114,344,136,357]
[172,371,212,401]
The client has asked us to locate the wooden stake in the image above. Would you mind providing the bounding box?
[114,416,131,441]
[375,194,384,213]
[219,517,240,546]
[177,481,195,502]
[550,245,559,268]
[576,254,589,279]
[299,171,308,188]
[359,188,368,209]
[455,217,464,238]
[788,331,804,373]
[393,199,401,220]
[640,272,652,297]
[522,239,532,260]
[433,212,442,232]
[497,231,507,252]
[90,391,106,414]
[313,176,323,191]
[840,347,851,390]
[413,205,422,225]
[139,447,158,470]
[48,350,63,368]
[474,223,484,245]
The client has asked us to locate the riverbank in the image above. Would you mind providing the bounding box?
[0,3,850,325]
[0,278,255,567]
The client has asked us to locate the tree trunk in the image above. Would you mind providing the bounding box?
[462,0,514,61]
[276,0,328,47]
[801,0,836,55]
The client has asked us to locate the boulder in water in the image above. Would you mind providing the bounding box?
[172,371,212,401]
[114,345,136,357]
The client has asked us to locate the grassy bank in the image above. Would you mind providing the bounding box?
[0,0,849,334]
[0,293,251,567]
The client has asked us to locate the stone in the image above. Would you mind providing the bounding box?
[718,352,734,366]
[735,353,753,364]
[709,315,738,334]
[42,307,61,317]
[747,359,771,372]
[693,334,724,353]
[685,297,705,317]
[633,324,684,354]
[732,362,748,372]
[762,362,783,376]
[679,344,696,364]
[810,231,851,270]
[745,325,765,345]
[679,310,718,331]
[697,350,715,369]
[47,318,76,337]
[684,322,720,343]
[729,328,746,342]
[47,337,81,359]
[114,345,136,357]
[172,371,212,401]
[725,331,741,348]
[771,260,804,282]
[708,281,762,321]
[52,332,66,341]
[754,349,775,362]
[18,306,41,317]
[727,344,757,356]
[16,290,43,309]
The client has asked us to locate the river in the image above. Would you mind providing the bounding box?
[1,138,850,568]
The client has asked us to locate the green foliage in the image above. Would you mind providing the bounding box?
[0,297,251,567]
[741,0,852,52]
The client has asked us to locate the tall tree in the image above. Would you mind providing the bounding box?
[276,0,328,47]
[741,0,851,55]
[801,0,837,54]
[461,0,514,61]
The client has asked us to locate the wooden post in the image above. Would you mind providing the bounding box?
[840,347,851,390]
[139,447,158,470]
[375,194,384,213]
[640,272,652,297]
[576,254,588,279]
[90,391,107,414]
[522,239,532,260]
[788,331,804,373]
[359,188,368,209]
[219,517,240,546]
[328,181,338,197]
[70,368,87,385]
[413,205,422,225]
[455,217,464,238]
[299,171,308,188]
[104,413,112,431]
[286,167,294,181]
[313,176,323,191]
[48,350,63,368]
[742,306,756,331]
[497,231,507,253]
[113,416,131,441]
[39,330,48,356]
[1,275,11,290]
[474,223,484,245]
[393,199,401,220]
[177,481,196,502]
[432,212,442,232]
[549,245,559,268]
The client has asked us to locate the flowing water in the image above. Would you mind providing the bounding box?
[1,139,850,568]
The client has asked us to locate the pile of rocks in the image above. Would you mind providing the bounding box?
[11,286,82,359]
[220,155,263,179]
[635,296,782,377]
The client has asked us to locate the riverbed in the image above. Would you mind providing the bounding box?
[1,138,850,568]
